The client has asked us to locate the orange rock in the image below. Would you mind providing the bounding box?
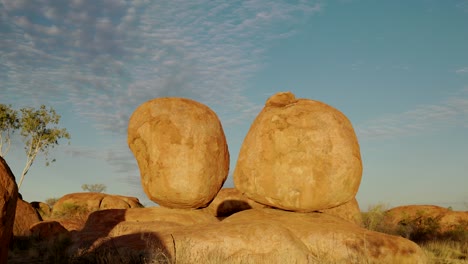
[202,188,269,218]
[234,92,362,212]
[128,97,229,209]
[30,221,70,240]
[14,198,42,237]
[318,197,363,226]
[384,205,468,233]
[69,207,218,253]
[52,192,143,216]
[224,209,427,263]
[0,157,18,263]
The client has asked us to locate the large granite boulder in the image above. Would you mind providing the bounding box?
[234,92,362,212]
[224,209,427,263]
[0,157,18,263]
[52,192,143,217]
[128,97,229,209]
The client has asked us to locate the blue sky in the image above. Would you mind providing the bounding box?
[1,0,467,210]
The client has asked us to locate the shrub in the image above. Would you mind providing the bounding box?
[45,197,59,207]
[361,203,395,234]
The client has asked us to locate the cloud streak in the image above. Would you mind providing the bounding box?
[1,0,322,195]
[1,0,321,133]
[357,89,468,140]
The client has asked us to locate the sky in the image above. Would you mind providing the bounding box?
[1,0,467,211]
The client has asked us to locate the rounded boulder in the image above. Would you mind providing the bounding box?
[128,97,229,208]
[234,92,362,212]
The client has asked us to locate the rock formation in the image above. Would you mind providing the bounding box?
[318,197,363,226]
[384,205,468,233]
[0,157,18,263]
[128,97,229,208]
[202,188,269,218]
[223,209,427,263]
[52,192,143,216]
[30,221,70,241]
[234,91,362,212]
[14,198,42,237]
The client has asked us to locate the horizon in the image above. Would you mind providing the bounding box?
[1,0,467,210]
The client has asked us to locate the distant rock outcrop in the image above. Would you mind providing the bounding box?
[128,97,229,209]
[0,157,18,263]
[52,192,143,216]
[234,92,362,212]
[384,205,468,233]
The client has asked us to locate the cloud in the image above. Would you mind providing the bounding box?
[357,89,468,139]
[1,0,321,134]
[456,67,468,74]
[0,0,322,192]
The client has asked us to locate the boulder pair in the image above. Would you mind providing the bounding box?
[127,91,362,213]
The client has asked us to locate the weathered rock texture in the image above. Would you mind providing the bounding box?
[14,198,42,237]
[224,209,427,263]
[318,197,363,226]
[69,207,218,253]
[70,208,426,263]
[234,92,362,212]
[128,97,229,208]
[0,157,18,263]
[52,192,143,216]
[384,205,468,232]
[203,188,269,218]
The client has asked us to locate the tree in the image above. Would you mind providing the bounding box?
[0,104,20,156]
[0,104,71,189]
[81,183,107,193]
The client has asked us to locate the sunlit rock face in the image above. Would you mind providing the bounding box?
[128,97,229,209]
[234,91,362,212]
[0,157,18,264]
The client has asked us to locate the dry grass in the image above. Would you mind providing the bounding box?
[8,202,467,263]
[362,204,468,264]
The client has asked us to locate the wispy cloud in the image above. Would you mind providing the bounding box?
[1,0,321,194]
[357,89,468,139]
[1,0,321,133]
[456,67,468,74]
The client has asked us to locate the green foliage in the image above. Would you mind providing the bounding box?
[361,203,394,233]
[0,104,20,156]
[397,215,442,242]
[55,202,88,217]
[0,104,70,189]
[45,197,59,207]
[81,183,107,193]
